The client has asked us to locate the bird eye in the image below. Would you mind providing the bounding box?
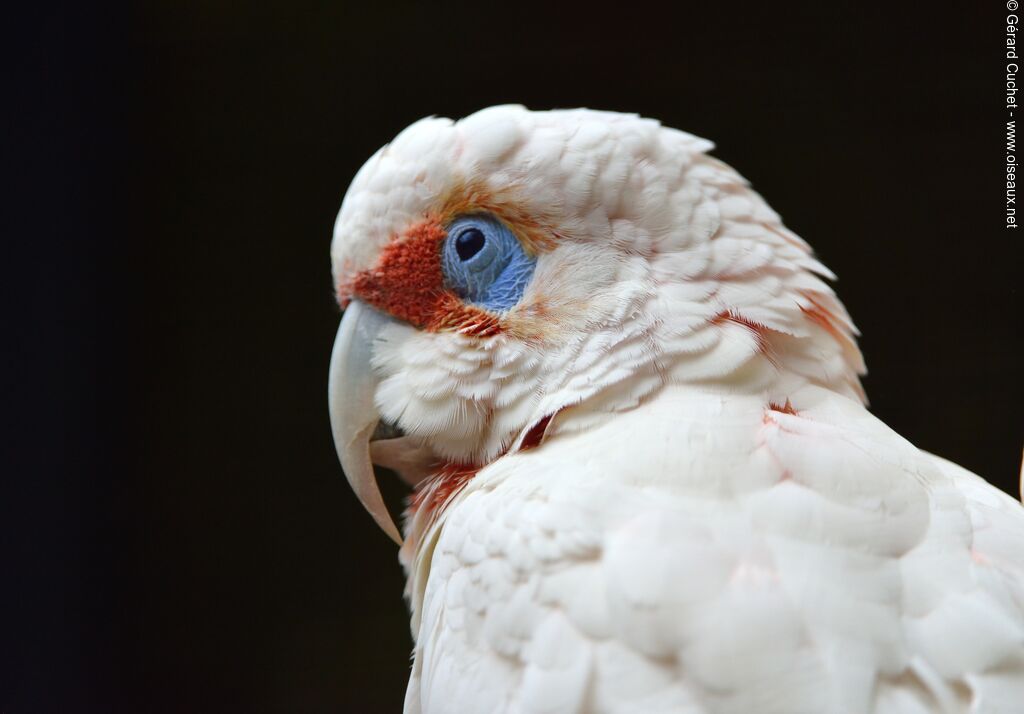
[441,214,537,312]
[455,227,486,261]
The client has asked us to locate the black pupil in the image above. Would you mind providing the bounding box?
[455,227,486,261]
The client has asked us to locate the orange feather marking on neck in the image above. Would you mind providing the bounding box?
[407,462,478,516]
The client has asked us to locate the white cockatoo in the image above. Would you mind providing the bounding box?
[328,106,1024,714]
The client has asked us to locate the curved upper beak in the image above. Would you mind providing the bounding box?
[328,300,403,544]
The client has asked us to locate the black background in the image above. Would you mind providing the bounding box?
[11,1,1022,712]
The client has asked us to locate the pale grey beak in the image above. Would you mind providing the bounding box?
[328,300,403,544]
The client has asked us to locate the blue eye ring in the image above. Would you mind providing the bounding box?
[441,214,537,313]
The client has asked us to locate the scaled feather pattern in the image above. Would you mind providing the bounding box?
[328,106,1024,714]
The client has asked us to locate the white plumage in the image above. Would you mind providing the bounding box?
[328,106,1024,713]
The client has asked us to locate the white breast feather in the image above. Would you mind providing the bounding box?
[406,387,1024,714]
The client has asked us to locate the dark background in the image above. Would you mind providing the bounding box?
[10,1,1022,712]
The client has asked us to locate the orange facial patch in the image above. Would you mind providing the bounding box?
[343,219,503,337]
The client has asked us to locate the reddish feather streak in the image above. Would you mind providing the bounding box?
[520,414,553,451]
[797,292,847,346]
[711,309,774,358]
[768,398,798,416]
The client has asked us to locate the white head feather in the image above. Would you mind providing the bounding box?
[332,104,864,478]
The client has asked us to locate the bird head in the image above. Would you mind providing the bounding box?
[329,106,865,543]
